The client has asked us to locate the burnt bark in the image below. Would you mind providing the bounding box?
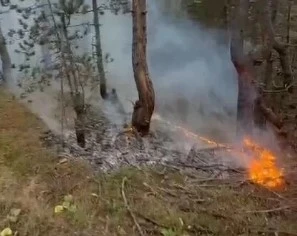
[0,25,12,84]
[131,0,155,135]
[73,93,86,148]
[92,0,107,99]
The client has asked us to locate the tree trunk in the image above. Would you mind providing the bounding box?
[286,0,293,44]
[230,0,254,136]
[60,13,86,147]
[263,0,293,91]
[73,93,86,148]
[131,0,155,135]
[0,25,12,84]
[92,0,107,99]
[74,114,86,148]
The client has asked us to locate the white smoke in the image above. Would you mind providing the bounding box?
[1,0,238,142]
[100,0,238,142]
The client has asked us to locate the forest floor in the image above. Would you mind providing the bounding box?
[0,88,297,236]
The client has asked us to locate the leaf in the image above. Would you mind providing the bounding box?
[64,194,73,203]
[54,205,64,214]
[160,228,176,236]
[7,216,17,223]
[6,208,21,223]
[10,208,21,217]
[91,193,99,198]
[62,201,70,209]
[0,228,12,236]
[68,204,77,213]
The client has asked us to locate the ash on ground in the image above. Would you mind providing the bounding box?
[40,103,246,178]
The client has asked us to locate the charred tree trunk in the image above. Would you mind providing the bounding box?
[131,0,155,135]
[73,93,86,148]
[0,25,12,84]
[92,0,107,99]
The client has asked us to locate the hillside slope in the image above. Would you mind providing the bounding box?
[0,89,296,236]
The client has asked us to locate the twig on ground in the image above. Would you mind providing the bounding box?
[249,229,297,236]
[265,188,287,200]
[136,212,211,235]
[122,155,141,170]
[136,212,168,228]
[143,182,158,196]
[121,177,145,236]
[245,206,290,213]
[190,177,222,183]
[104,216,109,234]
[157,187,178,197]
[165,162,243,174]
[191,146,231,153]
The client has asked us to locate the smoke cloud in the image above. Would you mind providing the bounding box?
[2,0,239,143]
[101,0,238,142]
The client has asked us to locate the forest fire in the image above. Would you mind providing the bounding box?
[152,114,285,189]
[243,137,284,189]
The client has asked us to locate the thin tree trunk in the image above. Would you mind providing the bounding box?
[223,0,230,29]
[264,51,273,88]
[60,13,86,148]
[47,0,87,147]
[264,0,293,90]
[286,0,292,44]
[263,5,276,89]
[131,0,155,135]
[0,25,12,84]
[92,0,107,99]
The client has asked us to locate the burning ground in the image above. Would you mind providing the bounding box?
[1,89,297,235]
[44,98,286,191]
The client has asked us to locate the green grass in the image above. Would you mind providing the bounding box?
[0,88,296,236]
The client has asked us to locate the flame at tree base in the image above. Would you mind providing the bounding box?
[243,138,285,189]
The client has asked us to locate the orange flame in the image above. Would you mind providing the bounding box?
[243,137,284,189]
[152,114,285,189]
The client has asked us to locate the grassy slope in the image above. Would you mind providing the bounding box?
[0,88,296,236]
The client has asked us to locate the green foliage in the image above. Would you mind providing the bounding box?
[5,0,129,98]
[54,194,77,214]
[7,0,91,96]
[6,208,21,223]
[0,228,12,236]
[161,228,177,236]
[109,0,130,15]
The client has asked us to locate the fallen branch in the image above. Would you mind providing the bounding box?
[121,177,145,236]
